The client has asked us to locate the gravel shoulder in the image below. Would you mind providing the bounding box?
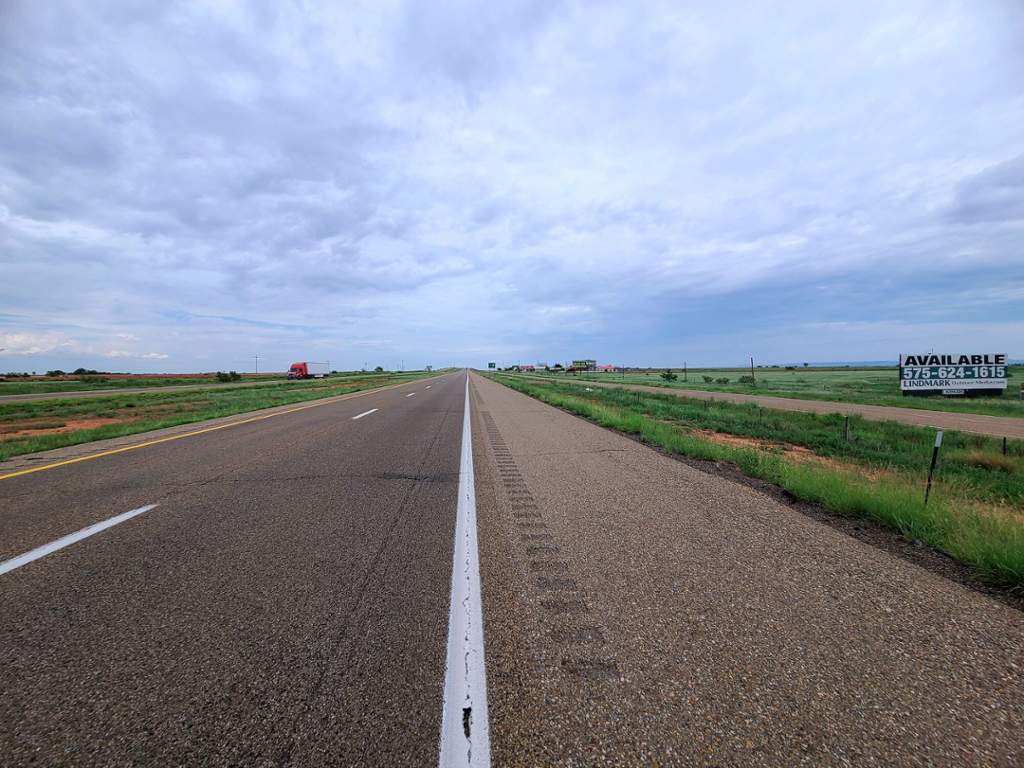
[506,374,1024,439]
[472,373,1023,766]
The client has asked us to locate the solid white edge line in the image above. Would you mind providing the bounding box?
[439,372,490,767]
[0,504,159,577]
[352,408,378,420]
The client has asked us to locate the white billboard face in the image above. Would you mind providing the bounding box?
[900,354,1007,392]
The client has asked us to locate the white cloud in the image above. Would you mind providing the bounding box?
[0,0,1021,369]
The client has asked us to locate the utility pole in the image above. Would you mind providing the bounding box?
[254,355,260,374]
[750,357,755,384]
[684,362,687,382]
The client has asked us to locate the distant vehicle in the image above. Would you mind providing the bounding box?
[287,362,330,380]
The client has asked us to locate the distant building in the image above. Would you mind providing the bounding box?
[596,365,614,372]
[572,359,597,372]
[521,365,535,372]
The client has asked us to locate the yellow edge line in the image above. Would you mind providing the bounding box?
[0,380,415,482]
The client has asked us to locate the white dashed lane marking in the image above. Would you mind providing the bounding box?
[0,504,159,577]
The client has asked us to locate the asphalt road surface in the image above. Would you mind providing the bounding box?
[2,371,1022,766]
[1,374,464,765]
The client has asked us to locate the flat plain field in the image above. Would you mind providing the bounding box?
[529,365,1024,418]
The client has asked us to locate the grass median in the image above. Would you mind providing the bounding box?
[0,374,290,395]
[486,373,1024,592]
[0,373,434,462]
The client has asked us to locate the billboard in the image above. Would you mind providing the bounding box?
[900,353,1007,396]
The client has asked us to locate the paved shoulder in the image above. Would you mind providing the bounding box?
[472,373,1023,766]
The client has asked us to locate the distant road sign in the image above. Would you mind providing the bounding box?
[488,362,496,369]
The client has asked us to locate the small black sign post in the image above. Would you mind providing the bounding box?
[924,431,943,506]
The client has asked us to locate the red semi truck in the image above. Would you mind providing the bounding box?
[287,362,330,380]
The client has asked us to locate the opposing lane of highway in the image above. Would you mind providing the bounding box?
[1,374,465,765]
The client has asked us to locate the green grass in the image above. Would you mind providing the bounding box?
[485,374,1024,592]
[0,373,436,462]
[517,365,1024,419]
[502,376,1024,506]
[0,374,299,395]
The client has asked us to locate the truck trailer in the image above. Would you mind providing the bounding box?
[287,362,330,380]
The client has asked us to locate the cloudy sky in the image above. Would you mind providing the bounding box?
[1,0,1022,373]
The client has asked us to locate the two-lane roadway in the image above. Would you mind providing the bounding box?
[1,373,467,765]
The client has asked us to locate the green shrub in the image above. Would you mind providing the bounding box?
[702,375,714,384]
[660,370,678,381]
[716,377,730,384]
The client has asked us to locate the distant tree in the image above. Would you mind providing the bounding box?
[803,362,809,368]
[46,370,65,377]
[374,365,384,372]
[553,363,563,370]
[660,370,677,381]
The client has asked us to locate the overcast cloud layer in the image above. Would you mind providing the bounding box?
[2,0,1022,372]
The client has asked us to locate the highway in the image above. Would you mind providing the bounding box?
[2,371,1022,765]
[1,374,467,765]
